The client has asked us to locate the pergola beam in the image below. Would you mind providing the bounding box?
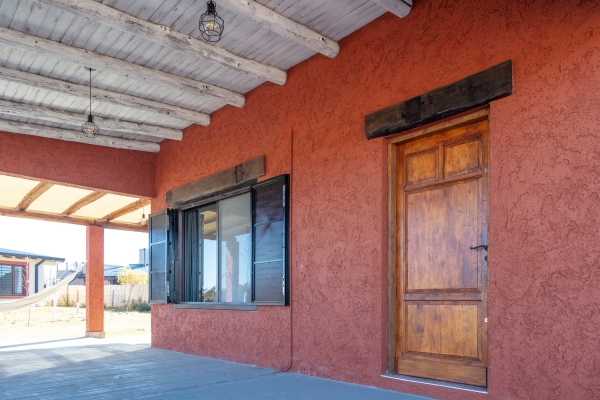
[0,98,182,141]
[35,0,287,85]
[63,192,106,216]
[0,26,244,108]
[0,206,148,233]
[218,0,339,58]
[102,198,151,221]
[0,66,210,126]
[371,0,412,18]
[0,119,160,153]
[16,182,54,210]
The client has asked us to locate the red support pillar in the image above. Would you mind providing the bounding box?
[86,225,105,338]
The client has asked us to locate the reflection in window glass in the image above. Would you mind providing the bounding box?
[200,205,218,302]
[218,193,252,303]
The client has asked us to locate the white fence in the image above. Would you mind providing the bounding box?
[46,284,148,308]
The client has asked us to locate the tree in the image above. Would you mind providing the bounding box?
[117,267,148,312]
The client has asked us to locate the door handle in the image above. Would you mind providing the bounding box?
[470,245,488,251]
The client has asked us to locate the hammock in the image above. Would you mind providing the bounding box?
[0,265,83,313]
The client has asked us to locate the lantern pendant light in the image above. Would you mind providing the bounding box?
[81,67,99,138]
[139,206,148,226]
[199,1,224,42]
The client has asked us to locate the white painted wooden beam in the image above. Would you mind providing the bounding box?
[372,0,412,18]
[35,0,287,85]
[0,26,244,108]
[0,119,160,153]
[0,66,210,126]
[0,99,183,141]
[217,0,339,58]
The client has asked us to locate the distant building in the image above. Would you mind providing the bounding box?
[0,247,65,299]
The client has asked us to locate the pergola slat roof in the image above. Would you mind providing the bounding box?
[0,0,411,152]
[0,173,149,232]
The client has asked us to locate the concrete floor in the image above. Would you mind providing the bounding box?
[0,336,430,400]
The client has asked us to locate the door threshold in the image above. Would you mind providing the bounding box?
[381,373,488,394]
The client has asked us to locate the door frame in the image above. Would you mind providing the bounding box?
[385,108,490,374]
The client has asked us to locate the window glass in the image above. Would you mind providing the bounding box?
[200,205,218,302]
[218,193,252,303]
[0,265,11,295]
[13,266,23,295]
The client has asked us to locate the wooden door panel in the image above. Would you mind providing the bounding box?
[396,117,489,387]
[405,302,479,358]
[405,149,438,186]
[443,137,481,177]
[406,180,480,291]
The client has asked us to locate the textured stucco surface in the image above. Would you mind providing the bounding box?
[0,130,156,197]
[150,1,600,399]
[86,225,104,334]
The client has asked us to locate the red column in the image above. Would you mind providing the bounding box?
[86,225,105,338]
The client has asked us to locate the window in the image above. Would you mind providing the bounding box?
[149,175,289,307]
[0,264,25,296]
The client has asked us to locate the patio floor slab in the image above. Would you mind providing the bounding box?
[0,336,429,400]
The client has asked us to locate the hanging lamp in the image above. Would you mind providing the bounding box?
[199,1,224,42]
[81,67,99,138]
[139,206,148,226]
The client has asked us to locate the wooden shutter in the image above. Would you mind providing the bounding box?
[252,175,289,305]
[149,210,169,303]
[167,209,179,303]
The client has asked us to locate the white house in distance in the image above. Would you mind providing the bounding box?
[0,247,65,299]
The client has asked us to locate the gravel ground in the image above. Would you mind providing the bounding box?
[0,306,150,345]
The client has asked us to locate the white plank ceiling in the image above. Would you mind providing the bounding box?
[0,0,408,152]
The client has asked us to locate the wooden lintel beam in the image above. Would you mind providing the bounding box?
[62,192,106,216]
[16,182,53,210]
[0,26,244,108]
[0,119,161,153]
[365,61,513,139]
[0,206,148,233]
[0,65,210,126]
[102,199,151,221]
[371,0,412,18]
[37,0,287,85]
[218,0,339,58]
[0,98,182,141]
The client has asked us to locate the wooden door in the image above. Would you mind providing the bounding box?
[396,119,489,387]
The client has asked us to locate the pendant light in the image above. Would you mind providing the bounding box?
[199,1,224,42]
[81,67,99,138]
[139,206,148,226]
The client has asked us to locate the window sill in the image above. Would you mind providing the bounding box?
[173,303,257,311]
[381,374,488,394]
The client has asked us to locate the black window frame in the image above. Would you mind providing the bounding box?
[162,174,290,309]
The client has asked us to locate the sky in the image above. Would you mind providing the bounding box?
[0,216,148,266]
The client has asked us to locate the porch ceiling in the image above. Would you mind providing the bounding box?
[0,173,149,232]
[0,0,411,152]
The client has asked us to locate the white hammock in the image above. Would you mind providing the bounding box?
[0,265,83,313]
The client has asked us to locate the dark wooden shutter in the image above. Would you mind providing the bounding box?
[167,209,179,303]
[149,210,169,303]
[252,175,289,305]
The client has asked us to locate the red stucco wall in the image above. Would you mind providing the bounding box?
[0,130,156,197]
[152,1,600,399]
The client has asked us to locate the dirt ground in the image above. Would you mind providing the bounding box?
[0,306,150,345]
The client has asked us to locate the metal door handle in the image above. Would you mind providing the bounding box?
[470,245,488,251]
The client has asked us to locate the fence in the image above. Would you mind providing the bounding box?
[45,284,149,309]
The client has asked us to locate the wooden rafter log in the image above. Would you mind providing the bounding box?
[0,206,148,233]
[16,182,54,211]
[102,199,151,221]
[371,0,412,18]
[0,119,160,153]
[36,0,287,85]
[62,192,106,216]
[0,99,182,141]
[0,26,244,108]
[217,0,339,58]
[0,66,210,126]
